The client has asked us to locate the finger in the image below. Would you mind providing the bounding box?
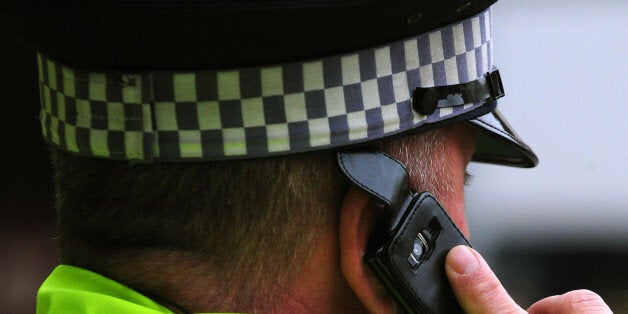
[445,245,525,314]
[527,289,613,314]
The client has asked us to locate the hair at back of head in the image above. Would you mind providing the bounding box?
[49,126,451,311]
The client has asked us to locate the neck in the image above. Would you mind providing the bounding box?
[100,224,363,313]
[275,227,365,313]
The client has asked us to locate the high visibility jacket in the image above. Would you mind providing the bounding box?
[37,265,173,313]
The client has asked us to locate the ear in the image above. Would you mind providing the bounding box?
[339,187,397,313]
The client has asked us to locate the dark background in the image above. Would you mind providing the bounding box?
[0,32,57,313]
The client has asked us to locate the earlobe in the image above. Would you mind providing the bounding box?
[339,187,398,314]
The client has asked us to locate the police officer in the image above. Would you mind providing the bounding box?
[0,0,612,312]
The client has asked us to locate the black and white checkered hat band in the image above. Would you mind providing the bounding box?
[39,9,493,162]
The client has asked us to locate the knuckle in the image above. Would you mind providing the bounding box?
[560,290,610,312]
[467,269,508,301]
[467,267,500,293]
[475,277,502,299]
[472,279,522,314]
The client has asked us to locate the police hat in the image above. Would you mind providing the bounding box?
[0,0,537,167]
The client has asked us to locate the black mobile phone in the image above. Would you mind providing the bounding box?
[338,149,470,313]
[365,192,470,313]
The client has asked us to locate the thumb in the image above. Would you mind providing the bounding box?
[445,245,525,314]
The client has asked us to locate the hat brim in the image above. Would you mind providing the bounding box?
[468,108,538,168]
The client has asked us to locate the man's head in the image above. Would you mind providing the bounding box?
[33,1,536,312]
[49,145,345,310]
[49,121,477,312]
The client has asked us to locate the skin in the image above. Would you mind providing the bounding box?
[276,122,612,313]
[386,123,478,238]
[148,122,609,313]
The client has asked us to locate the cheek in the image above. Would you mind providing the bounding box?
[433,151,468,237]
[382,124,477,238]
[440,196,469,238]
[450,123,479,166]
[440,125,477,238]
[405,138,470,238]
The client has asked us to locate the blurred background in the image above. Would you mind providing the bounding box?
[466,0,628,311]
[0,0,626,313]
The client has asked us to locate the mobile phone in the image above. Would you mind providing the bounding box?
[365,192,470,313]
[338,149,470,313]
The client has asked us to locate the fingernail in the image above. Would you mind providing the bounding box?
[449,246,479,276]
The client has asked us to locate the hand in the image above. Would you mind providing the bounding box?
[445,245,613,313]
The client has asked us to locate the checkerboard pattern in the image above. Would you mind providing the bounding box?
[39,9,493,161]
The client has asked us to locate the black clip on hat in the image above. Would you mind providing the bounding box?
[2,0,536,167]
